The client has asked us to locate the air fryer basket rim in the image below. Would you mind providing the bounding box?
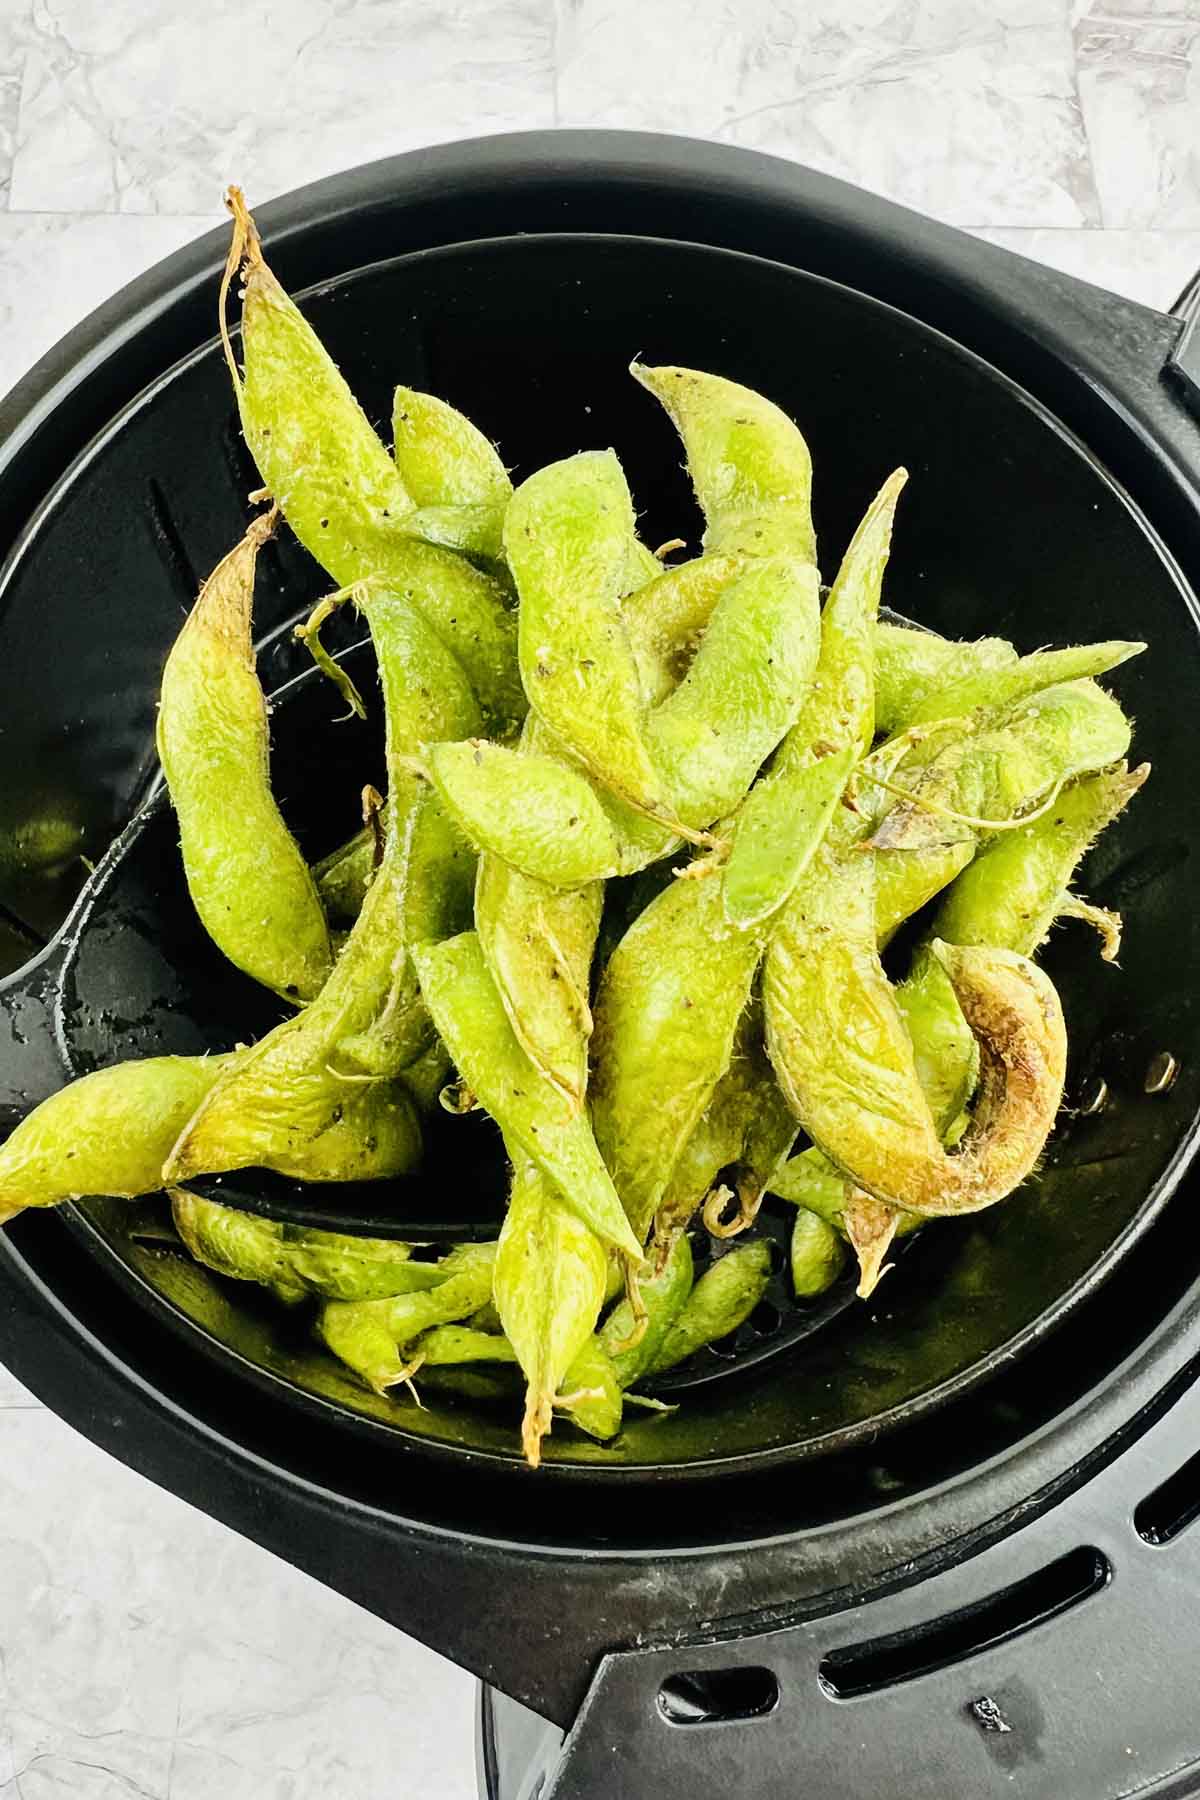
[6,224,1195,1478]
[1,134,1200,1726]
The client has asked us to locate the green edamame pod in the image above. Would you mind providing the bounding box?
[790,1208,846,1299]
[558,1336,623,1442]
[318,1244,496,1393]
[873,841,975,948]
[632,364,816,563]
[157,511,332,1002]
[621,554,742,702]
[649,1240,772,1375]
[599,1231,693,1388]
[724,747,855,933]
[591,873,765,1245]
[222,193,522,732]
[494,1154,608,1466]
[873,624,1016,735]
[427,738,621,886]
[411,1325,518,1368]
[392,386,512,565]
[903,640,1144,729]
[171,1190,433,1302]
[871,681,1135,852]
[651,1010,796,1254]
[643,554,821,828]
[313,815,383,924]
[411,930,643,1259]
[723,470,907,929]
[168,587,481,1184]
[0,1053,235,1227]
[474,853,601,1107]
[508,450,668,821]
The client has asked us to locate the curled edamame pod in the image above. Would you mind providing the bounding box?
[493,1153,608,1466]
[411,930,643,1260]
[648,1240,773,1375]
[591,873,765,1245]
[0,1053,235,1227]
[391,386,511,565]
[772,762,1148,1287]
[157,510,332,1002]
[631,364,816,563]
[765,834,1067,1217]
[221,191,522,732]
[319,1244,497,1393]
[168,585,481,1184]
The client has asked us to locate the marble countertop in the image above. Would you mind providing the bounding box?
[1,1,1198,1796]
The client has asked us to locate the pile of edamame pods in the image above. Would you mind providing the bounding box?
[0,189,1149,1467]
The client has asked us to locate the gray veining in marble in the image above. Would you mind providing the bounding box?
[0,2,1197,1795]
[1076,0,1200,228]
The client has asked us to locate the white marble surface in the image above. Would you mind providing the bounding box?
[0,1,1197,1796]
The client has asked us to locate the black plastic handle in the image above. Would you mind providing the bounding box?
[542,1366,1200,1799]
[1165,265,1200,420]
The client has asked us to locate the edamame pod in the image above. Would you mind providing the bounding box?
[903,640,1144,729]
[643,554,821,828]
[599,1231,693,1388]
[648,1240,772,1375]
[493,1154,608,1466]
[873,624,1016,735]
[724,470,907,928]
[764,840,1067,1217]
[871,680,1135,852]
[168,587,481,1184]
[157,511,332,1002]
[171,1191,433,1302]
[591,873,765,1244]
[474,853,601,1107]
[558,1336,623,1442]
[791,1208,847,1298]
[411,930,643,1260]
[222,192,522,731]
[0,1053,234,1227]
[392,386,511,564]
[427,738,621,886]
[319,1244,497,1392]
[508,450,668,820]
[632,364,816,563]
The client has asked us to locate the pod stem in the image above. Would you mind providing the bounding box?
[294,586,369,719]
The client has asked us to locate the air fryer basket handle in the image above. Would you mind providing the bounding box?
[1165,265,1200,420]
[541,1371,1200,1799]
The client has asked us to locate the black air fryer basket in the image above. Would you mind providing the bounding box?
[2,133,1200,1800]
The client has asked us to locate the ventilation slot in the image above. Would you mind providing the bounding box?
[1135,1446,1200,1545]
[658,1666,779,1727]
[819,1547,1109,1698]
